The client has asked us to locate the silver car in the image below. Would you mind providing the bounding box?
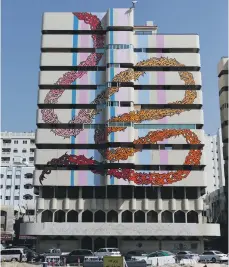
[176,251,200,262]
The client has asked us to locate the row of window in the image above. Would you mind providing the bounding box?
[1,157,34,162]
[41,186,203,200]
[2,139,35,144]
[1,173,33,179]
[1,184,33,190]
[2,148,35,153]
[106,44,133,49]
[3,194,33,200]
[41,209,199,223]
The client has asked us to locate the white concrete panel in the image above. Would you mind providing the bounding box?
[134,35,200,49]
[134,90,203,104]
[106,49,134,64]
[106,31,133,45]
[112,8,134,27]
[41,35,73,48]
[217,57,228,74]
[40,53,106,66]
[134,53,201,67]
[42,13,74,30]
[39,71,100,85]
[20,222,220,236]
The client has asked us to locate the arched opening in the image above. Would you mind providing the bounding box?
[187,211,199,223]
[82,210,93,222]
[54,210,65,223]
[94,210,106,222]
[134,210,145,223]
[67,210,78,222]
[161,211,173,223]
[107,237,118,248]
[107,210,118,222]
[81,236,93,250]
[147,211,158,222]
[174,210,185,223]
[41,210,53,222]
[122,210,133,223]
[94,237,105,252]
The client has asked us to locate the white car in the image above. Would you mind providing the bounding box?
[199,250,228,263]
[0,248,27,262]
[94,248,121,257]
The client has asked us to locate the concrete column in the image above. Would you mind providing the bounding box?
[78,211,82,222]
[118,211,122,223]
[158,211,162,222]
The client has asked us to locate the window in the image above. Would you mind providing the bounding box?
[1,174,4,178]
[15,185,20,189]
[7,175,12,179]
[16,175,20,179]
[22,149,27,153]
[24,184,33,189]
[107,63,120,68]
[30,139,35,144]
[14,140,18,144]
[5,196,10,200]
[29,157,34,162]
[107,44,133,49]
[26,209,35,215]
[23,194,33,200]
[0,185,3,188]
[14,196,19,200]
[23,140,27,144]
[135,31,152,35]
[30,148,35,153]
[24,173,33,179]
[13,149,18,153]
[2,148,11,153]
[95,48,105,53]
[3,139,11,144]
[6,185,11,189]
[1,157,10,162]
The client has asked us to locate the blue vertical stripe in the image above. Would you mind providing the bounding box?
[109,8,114,185]
[70,15,79,186]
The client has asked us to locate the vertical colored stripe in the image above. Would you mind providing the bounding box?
[109,8,114,185]
[70,15,79,186]
[156,34,168,166]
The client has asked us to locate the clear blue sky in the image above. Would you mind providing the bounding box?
[1,0,228,134]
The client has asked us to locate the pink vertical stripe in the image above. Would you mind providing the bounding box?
[156,34,168,166]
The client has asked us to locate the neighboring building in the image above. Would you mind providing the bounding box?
[21,8,220,253]
[0,132,36,216]
[204,128,225,194]
[218,57,228,181]
[0,205,15,243]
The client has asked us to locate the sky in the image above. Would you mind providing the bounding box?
[1,0,228,135]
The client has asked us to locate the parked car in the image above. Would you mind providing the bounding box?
[0,248,27,262]
[63,249,94,264]
[94,248,121,257]
[125,250,147,261]
[199,250,228,263]
[147,251,175,258]
[176,251,200,262]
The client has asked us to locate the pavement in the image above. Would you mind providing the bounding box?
[0,263,228,267]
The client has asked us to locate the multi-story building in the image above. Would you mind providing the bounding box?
[21,8,220,253]
[0,205,15,243]
[218,57,228,181]
[1,132,36,216]
[204,128,225,194]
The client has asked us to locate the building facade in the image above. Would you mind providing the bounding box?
[218,57,228,181]
[20,8,220,253]
[204,129,225,194]
[0,205,15,242]
[1,132,36,216]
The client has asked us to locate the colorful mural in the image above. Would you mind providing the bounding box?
[39,12,202,186]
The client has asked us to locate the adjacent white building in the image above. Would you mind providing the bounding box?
[204,128,225,194]
[0,132,36,215]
